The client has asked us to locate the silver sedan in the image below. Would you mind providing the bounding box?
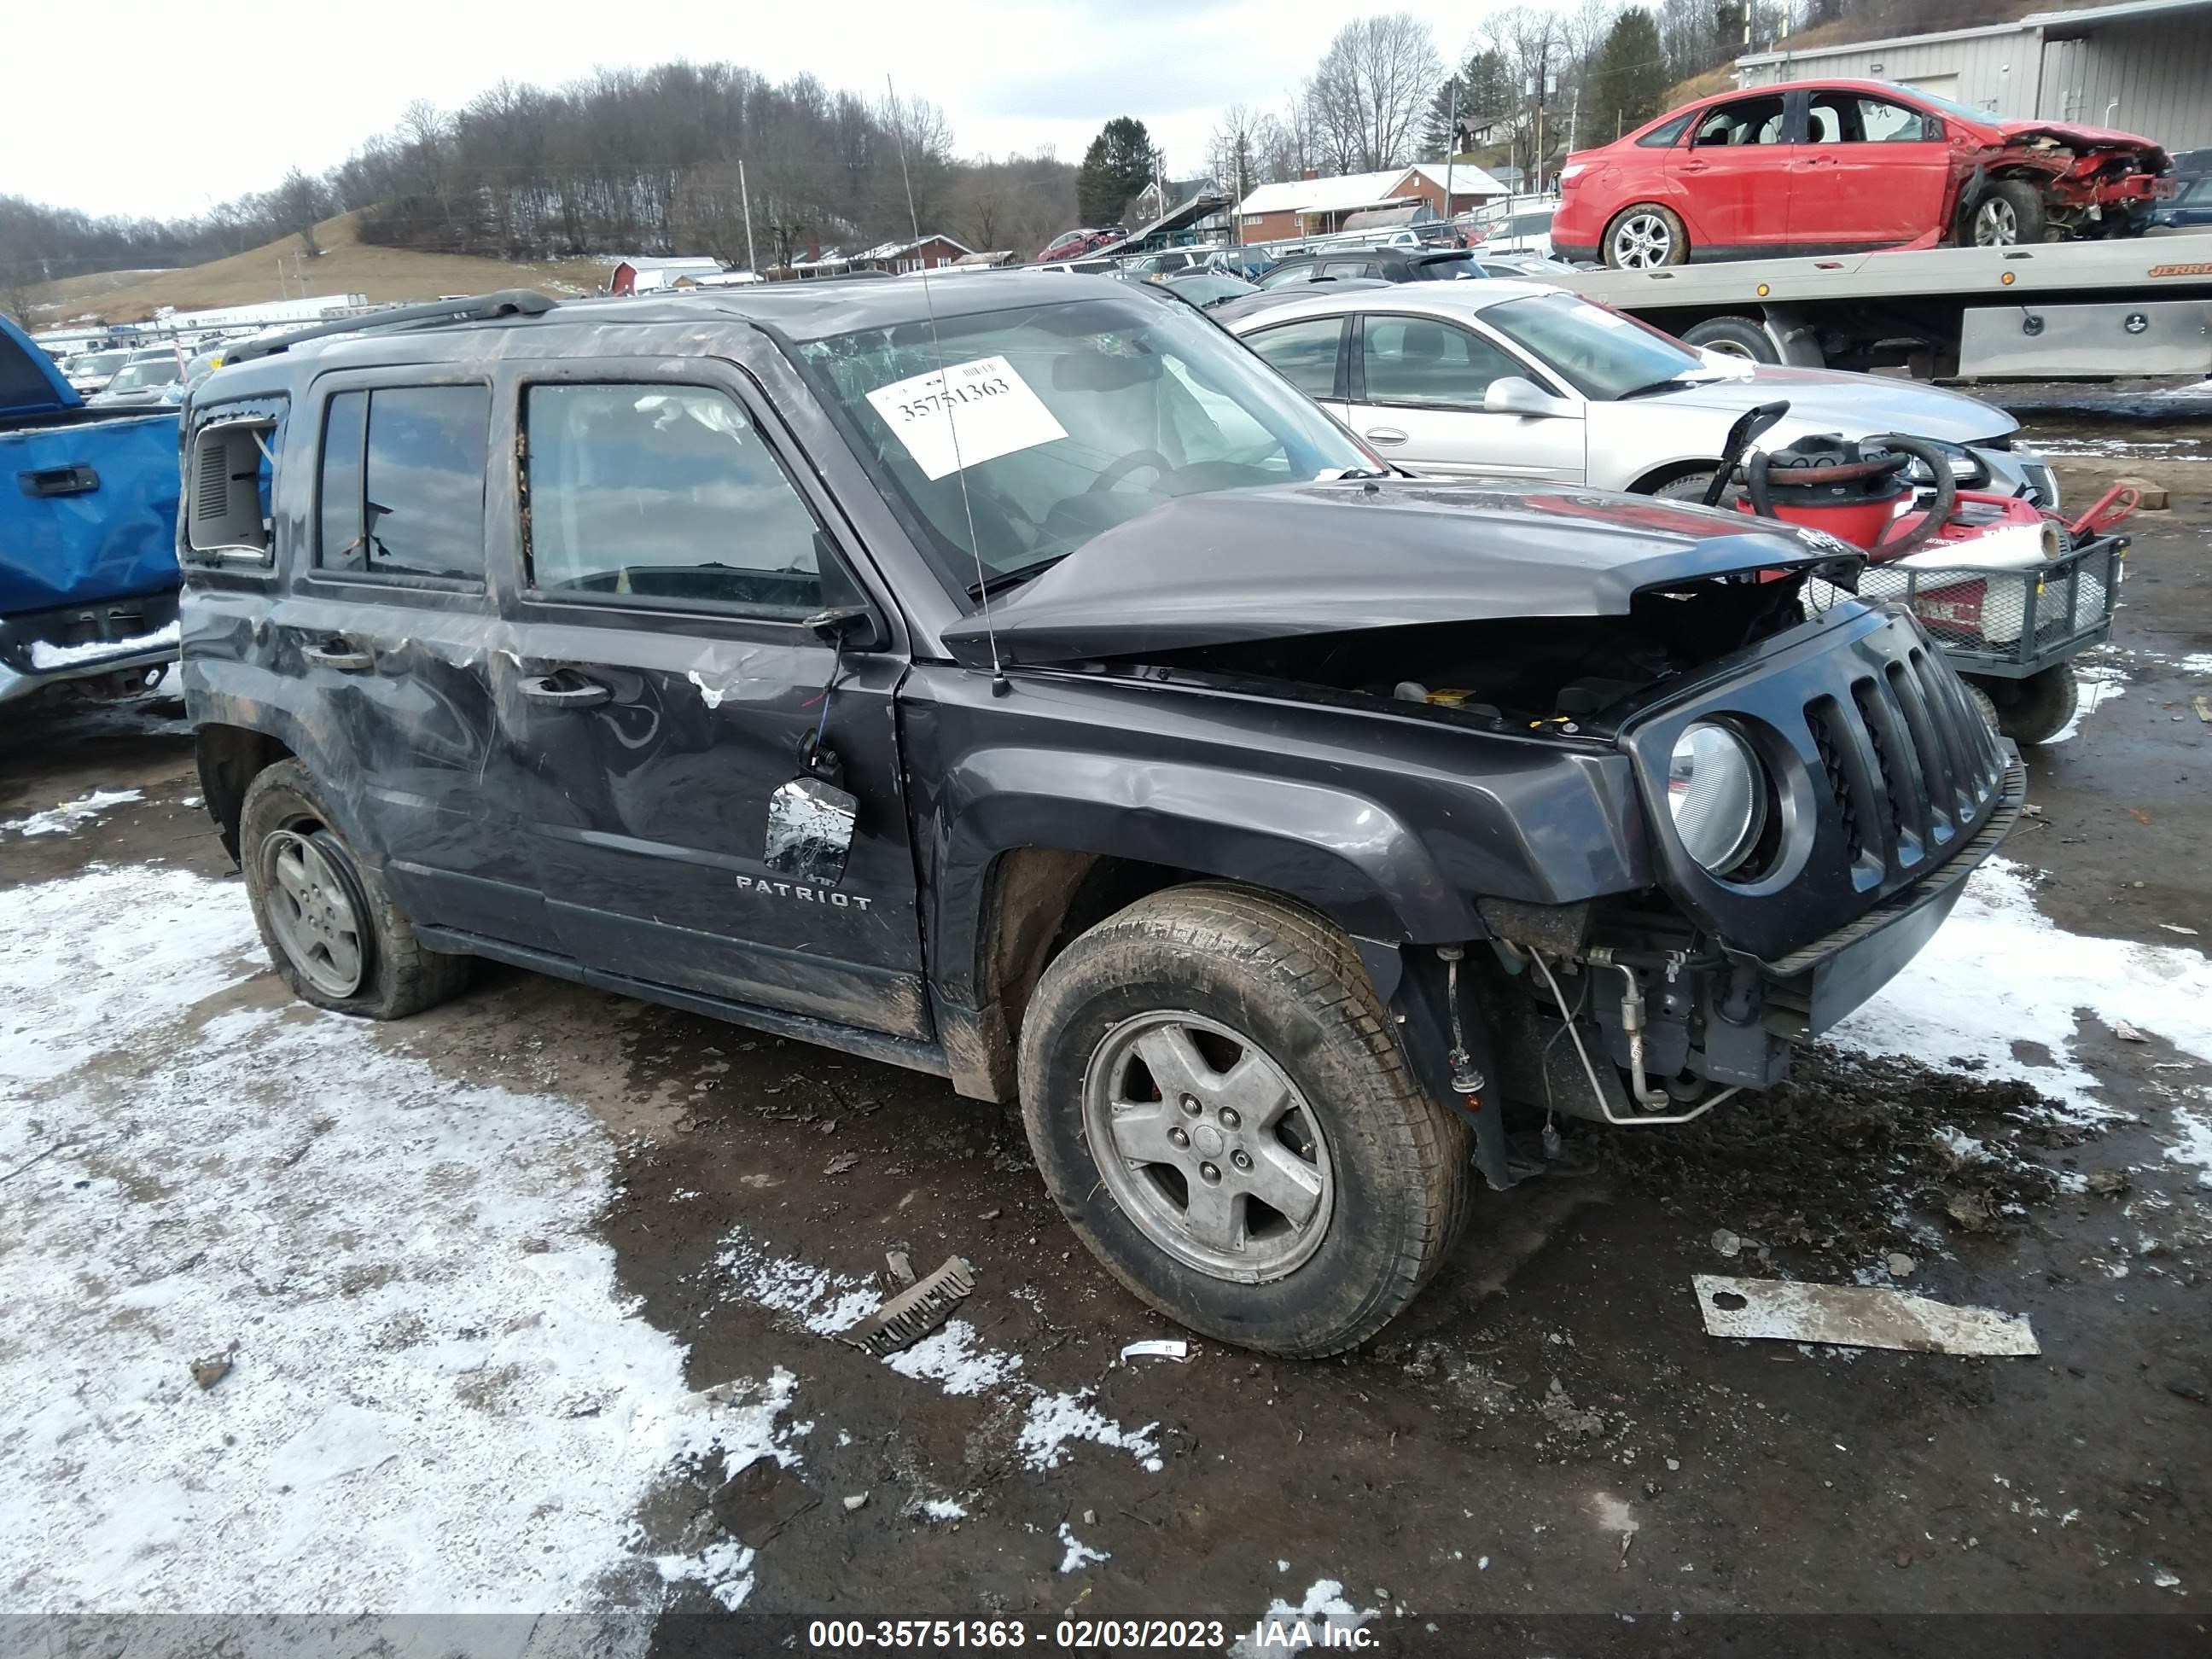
[1224,282,2057,509]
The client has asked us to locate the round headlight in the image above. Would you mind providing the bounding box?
[1668,723,1767,876]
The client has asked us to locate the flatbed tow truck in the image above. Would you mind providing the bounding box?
[1558,230,2212,380]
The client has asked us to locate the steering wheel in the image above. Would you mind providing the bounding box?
[1088,449,1174,494]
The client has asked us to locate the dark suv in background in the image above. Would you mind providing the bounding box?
[1254,247,1489,288]
[179,278,2018,1357]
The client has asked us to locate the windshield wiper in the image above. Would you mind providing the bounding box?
[968,553,1070,600]
[1615,374,1699,400]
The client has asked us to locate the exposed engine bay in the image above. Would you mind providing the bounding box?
[1138,569,1827,733]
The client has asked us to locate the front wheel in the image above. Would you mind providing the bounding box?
[1017,884,1470,1357]
[1986,664,2081,746]
[1965,179,2048,247]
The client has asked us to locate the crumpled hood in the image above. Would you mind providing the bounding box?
[1993,119,2165,158]
[1652,364,2016,445]
[940,480,1848,669]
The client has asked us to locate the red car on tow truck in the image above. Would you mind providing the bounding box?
[1552,78,2170,269]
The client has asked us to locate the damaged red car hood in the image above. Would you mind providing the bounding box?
[940,480,1854,670]
[1992,119,2166,158]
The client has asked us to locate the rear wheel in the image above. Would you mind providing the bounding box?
[1017,884,1470,1357]
[1962,679,2003,735]
[1604,203,1689,269]
[1681,316,1778,364]
[240,760,469,1019]
[1990,663,2081,746]
[1965,180,2048,247]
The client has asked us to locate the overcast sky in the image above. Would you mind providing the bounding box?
[12,0,1542,220]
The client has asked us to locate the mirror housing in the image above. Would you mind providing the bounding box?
[805,603,884,653]
[1482,376,1575,418]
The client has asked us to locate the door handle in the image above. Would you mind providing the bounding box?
[1797,155,1836,167]
[300,638,373,671]
[518,672,612,708]
[1364,428,1408,445]
[17,464,100,498]
[1677,161,1709,173]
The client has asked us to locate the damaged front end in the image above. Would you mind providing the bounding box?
[946,480,2019,1179]
[1959,125,2172,239]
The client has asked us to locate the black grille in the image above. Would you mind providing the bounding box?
[1811,640,2005,883]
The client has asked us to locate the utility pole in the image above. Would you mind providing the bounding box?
[1444,75,1459,233]
[739,159,758,275]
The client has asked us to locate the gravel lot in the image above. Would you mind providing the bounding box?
[2,436,2206,1652]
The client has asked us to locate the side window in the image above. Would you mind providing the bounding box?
[1361,318,1523,409]
[522,383,824,618]
[1692,95,1788,147]
[317,385,489,581]
[1256,262,1316,289]
[186,405,283,562]
[1244,317,1346,399]
[1860,96,1933,142]
[1638,111,1694,148]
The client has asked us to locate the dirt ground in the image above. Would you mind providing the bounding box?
[2,424,2206,1652]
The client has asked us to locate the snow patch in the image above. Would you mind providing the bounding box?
[1231,1580,1382,1655]
[3,788,143,837]
[2163,1101,2212,1188]
[1056,1523,1109,1573]
[1832,858,2212,1117]
[26,622,179,671]
[713,1225,1160,1472]
[0,864,787,1612]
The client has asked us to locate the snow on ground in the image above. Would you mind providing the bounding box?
[1,788,143,838]
[0,864,786,1615]
[2044,662,2129,744]
[1834,858,2212,1133]
[26,622,180,672]
[713,1227,1165,1473]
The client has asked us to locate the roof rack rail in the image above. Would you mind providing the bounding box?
[224,288,558,364]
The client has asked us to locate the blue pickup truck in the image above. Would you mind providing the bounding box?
[1,311,182,704]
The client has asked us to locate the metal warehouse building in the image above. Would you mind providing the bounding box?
[1735,0,2212,152]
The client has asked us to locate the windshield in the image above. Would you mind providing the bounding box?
[70,351,129,375]
[795,292,1380,603]
[105,359,182,393]
[1481,292,1706,399]
[1893,85,2000,126]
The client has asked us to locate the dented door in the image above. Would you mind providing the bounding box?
[489,359,928,1039]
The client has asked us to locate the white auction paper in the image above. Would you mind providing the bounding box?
[864,354,1068,481]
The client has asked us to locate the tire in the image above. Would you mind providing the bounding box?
[1681,316,1779,364]
[1017,883,1470,1358]
[1603,203,1689,269]
[1962,678,2003,735]
[1965,179,2048,247]
[1651,469,1740,509]
[1993,663,2080,746]
[239,759,469,1019]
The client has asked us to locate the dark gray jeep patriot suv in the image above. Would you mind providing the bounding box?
[179,276,2021,1356]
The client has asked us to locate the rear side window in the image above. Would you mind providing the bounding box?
[1245,317,1346,399]
[317,385,489,581]
[521,383,824,618]
[185,401,284,562]
[1637,112,1694,148]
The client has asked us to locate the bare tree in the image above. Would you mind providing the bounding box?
[1206,104,1272,202]
[1307,14,1442,172]
[271,169,329,257]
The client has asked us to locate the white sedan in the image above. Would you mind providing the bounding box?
[1224,282,2057,508]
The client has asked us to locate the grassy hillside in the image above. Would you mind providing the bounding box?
[26,212,612,326]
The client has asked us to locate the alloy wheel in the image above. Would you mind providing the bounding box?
[1974,198,2020,245]
[1611,212,1674,268]
[1081,1010,1335,1284]
[261,827,367,998]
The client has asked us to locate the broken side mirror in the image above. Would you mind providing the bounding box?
[765,773,859,888]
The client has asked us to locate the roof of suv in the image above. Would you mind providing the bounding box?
[1225,278,1557,332]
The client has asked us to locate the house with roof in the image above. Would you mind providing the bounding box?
[1233,162,1508,244]
[608,256,726,295]
[783,234,975,280]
